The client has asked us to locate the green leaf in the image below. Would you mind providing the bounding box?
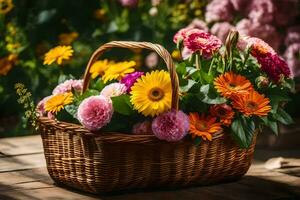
[65,104,78,119]
[274,107,294,125]
[176,62,187,75]
[261,116,278,135]
[231,116,255,148]
[180,79,197,93]
[111,95,134,116]
[194,137,202,146]
[200,84,226,104]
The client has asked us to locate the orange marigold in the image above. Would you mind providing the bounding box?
[210,104,234,126]
[189,113,222,141]
[232,90,271,117]
[214,72,253,99]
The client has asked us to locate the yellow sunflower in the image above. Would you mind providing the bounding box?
[44,93,73,114]
[130,70,172,117]
[102,61,136,83]
[43,45,74,65]
[89,59,113,79]
[0,0,14,14]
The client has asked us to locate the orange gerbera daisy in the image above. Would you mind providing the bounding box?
[232,90,271,117]
[214,72,253,99]
[189,113,222,141]
[210,104,234,126]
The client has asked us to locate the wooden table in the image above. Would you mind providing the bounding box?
[0,135,299,200]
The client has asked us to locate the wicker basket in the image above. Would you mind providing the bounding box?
[37,41,257,194]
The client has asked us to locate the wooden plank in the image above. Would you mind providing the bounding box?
[0,135,43,156]
[0,153,45,172]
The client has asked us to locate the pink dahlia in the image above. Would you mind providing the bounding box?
[173,27,193,44]
[77,95,113,131]
[52,79,83,95]
[256,53,291,82]
[100,83,127,98]
[152,110,189,142]
[132,120,153,135]
[183,29,222,59]
[120,71,144,92]
[36,96,52,116]
[205,0,234,23]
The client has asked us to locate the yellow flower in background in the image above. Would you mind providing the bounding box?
[43,45,74,65]
[102,61,136,83]
[130,70,172,117]
[44,93,73,114]
[0,54,17,76]
[58,32,79,45]
[90,59,113,79]
[171,50,182,61]
[0,0,14,14]
[94,8,106,20]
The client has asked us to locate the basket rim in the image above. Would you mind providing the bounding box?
[37,116,224,142]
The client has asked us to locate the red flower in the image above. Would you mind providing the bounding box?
[210,104,234,126]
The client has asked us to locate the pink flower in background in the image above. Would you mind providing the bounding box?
[247,0,274,24]
[183,29,222,58]
[77,95,113,131]
[274,0,299,26]
[132,120,153,135]
[236,19,281,51]
[230,0,249,11]
[145,52,159,69]
[52,79,83,95]
[211,22,235,42]
[119,0,138,7]
[285,26,300,46]
[173,27,192,44]
[120,71,144,92]
[205,0,234,23]
[284,43,300,77]
[37,96,52,116]
[186,19,209,32]
[100,83,127,98]
[257,53,291,82]
[152,110,189,142]
[181,46,193,60]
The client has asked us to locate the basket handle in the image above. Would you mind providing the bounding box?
[82,41,179,110]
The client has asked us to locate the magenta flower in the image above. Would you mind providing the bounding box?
[205,0,234,23]
[132,120,153,135]
[183,29,222,58]
[77,95,113,131]
[100,83,127,98]
[257,53,291,82]
[211,22,234,42]
[152,110,189,142]
[52,79,83,95]
[120,71,144,92]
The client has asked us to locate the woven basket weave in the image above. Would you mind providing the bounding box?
[38,41,256,194]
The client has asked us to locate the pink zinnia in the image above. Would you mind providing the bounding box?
[173,27,193,44]
[100,83,127,98]
[152,110,189,142]
[120,71,144,92]
[132,120,153,135]
[257,53,291,82]
[52,79,83,95]
[183,29,222,59]
[77,95,113,131]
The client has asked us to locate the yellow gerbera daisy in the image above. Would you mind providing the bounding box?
[130,70,172,117]
[89,59,114,79]
[43,46,74,65]
[102,61,136,83]
[44,93,73,114]
[0,0,14,14]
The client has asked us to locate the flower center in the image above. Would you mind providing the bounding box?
[195,121,208,131]
[197,38,208,45]
[246,101,258,111]
[217,109,227,117]
[229,83,236,88]
[148,87,164,101]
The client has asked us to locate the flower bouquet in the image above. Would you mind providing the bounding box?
[29,29,294,193]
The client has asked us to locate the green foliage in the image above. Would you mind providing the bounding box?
[231,116,256,149]
[111,94,135,116]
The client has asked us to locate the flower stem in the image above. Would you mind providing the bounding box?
[195,53,203,84]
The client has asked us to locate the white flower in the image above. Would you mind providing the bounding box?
[100,83,127,98]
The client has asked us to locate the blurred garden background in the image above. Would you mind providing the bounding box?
[0,0,300,138]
